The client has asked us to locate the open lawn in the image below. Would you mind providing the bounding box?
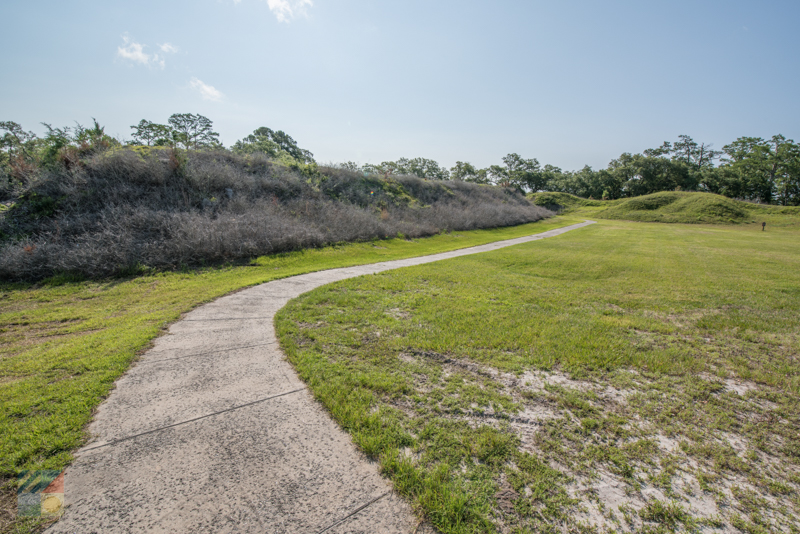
[276,219,800,533]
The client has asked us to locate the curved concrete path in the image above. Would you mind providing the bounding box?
[49,221,594,534]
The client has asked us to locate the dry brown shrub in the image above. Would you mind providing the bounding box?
[0,149,552,280]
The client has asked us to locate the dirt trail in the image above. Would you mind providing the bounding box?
[48,221,594,534]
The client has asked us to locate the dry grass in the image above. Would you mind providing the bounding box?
[0,149,550,281]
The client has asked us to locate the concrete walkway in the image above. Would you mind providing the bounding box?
[49,221,594,534]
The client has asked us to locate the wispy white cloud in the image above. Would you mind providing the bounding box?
[228,0,312,22]
[117,34,165,69]
[159,42,179,54]
[190,77,224,102]
[266,0,312,23]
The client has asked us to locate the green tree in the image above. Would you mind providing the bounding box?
[375,158,414,178]
[40,123,74,167]
[488,153,540,190]
[74,119,119,151]
[167,113,221,150]
[670,134,720,170]
[265,128,314,163]
[232,126,314,163]
[643,142,671,158]
[397,157,450,180]
[336,161,362,172]
[538,164,565,193]
[450,161,489,183]
[232,130,283,159]
[544,168,584,196]
[635,136,719,195]
[550,165,611,198]
[774,138,800,205]
[361,162,386,176]
[36,120,118,168]
[0,121,40,186]
[130,120,173,146]
[606,153,693,197]
[720,135,800,204]
[364,157,450,180]
[1,121,37,160]
[720,136,776,202]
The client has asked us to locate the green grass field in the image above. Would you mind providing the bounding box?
[276,218,800,533]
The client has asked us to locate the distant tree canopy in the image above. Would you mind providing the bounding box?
[361,157,450,180]
[436,134,800,205]
[2,117,798,205]
[168,114,221,150]
[130,113,221,150]
[489,154,542,190]
[130,120,173,146]
[450,161,489,183]
[717,135,800,205]
[231,127,314,164]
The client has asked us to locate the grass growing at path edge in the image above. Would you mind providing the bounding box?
[276,220,800,533]
[0,216,576,480]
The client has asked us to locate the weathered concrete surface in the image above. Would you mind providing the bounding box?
[48,221,594,534]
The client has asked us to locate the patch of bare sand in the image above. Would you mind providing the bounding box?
[567,469,732,533]
[385,308,411,320]
[398,351,799,532]
[723,377,758,396]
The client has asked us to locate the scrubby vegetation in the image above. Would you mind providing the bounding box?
[0,143,549,281]
[531,191,800,226]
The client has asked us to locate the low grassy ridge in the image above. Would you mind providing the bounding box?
[530,191,800,226]
[528,192,606,212]
[276,219,800,533]
[0,217,574,529]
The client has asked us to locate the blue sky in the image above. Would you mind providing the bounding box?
[1,0,799,171]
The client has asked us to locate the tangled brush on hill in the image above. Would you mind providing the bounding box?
[0,149,551,280]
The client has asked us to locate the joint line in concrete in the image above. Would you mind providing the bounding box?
[82,387,306,452]
[314,491,392,534]
[144,342,277,363]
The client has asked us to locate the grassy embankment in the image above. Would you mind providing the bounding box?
[0,216,576,528]
[531,190,800,227]
[276,216,800,533]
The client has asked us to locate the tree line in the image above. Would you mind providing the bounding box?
[2,114,798,205]
[352,135,800,206]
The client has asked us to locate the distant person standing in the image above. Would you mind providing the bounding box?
[762,222,766,231]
